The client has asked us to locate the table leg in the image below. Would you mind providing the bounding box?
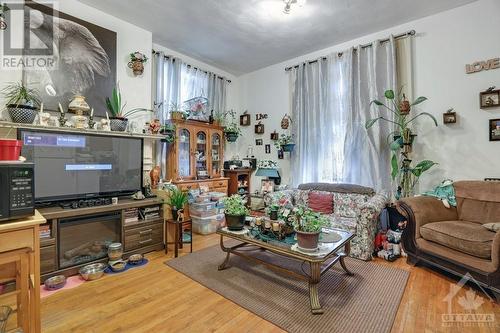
[339,242,354,276]
[179,223,184,249]
[218,235,231,270]
[190,223,193,253]
[309,262,323,315]
[174,222,179,258]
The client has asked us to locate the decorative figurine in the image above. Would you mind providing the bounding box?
[149,166,161,189]
[177,209,185,222]
[38,103,50,126]
[88,108,96,129]
[100,113,111,131]
[58,103,67,127]
[149,119,161,134]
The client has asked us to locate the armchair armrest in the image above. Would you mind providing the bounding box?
[493,233,500,270]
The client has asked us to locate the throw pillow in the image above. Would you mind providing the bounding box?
[308,191,334,214]
[483,222,500,232]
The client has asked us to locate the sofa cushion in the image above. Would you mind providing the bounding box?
[457,198,500,224]
[328,215,358,234]
[293,190,309,206]
[298,183,375,195]
[308,191,333,214]
[420,220,494,259]
[333,192,369,218]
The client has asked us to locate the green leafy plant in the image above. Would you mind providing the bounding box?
[223,195,249,216]
[105,85,152,119]
[166,187,188,210]
[169,102,187,118]
[160,123,176,143]
[2,82,41,107]
[366,88,438,198]
[129,52,148,63]
[274,134,294,149]
[292,206,327,233]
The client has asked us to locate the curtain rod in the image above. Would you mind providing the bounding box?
[284,29,416,72]
[152,50,231,83]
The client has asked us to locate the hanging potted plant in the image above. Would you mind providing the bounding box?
[274,133,295,152]
[128,51,148,76]
[293,206,327,251]
[2,82,41,124]
[366,88,438,198]
[105,85,152,131]
[160,123,176,143]
[166,187,188,221]
[224,123,241,142]
[169,102,186,121]
[223,195,249,231]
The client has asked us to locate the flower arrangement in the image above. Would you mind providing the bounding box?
[129,52,148,63]
[257,160,278,169]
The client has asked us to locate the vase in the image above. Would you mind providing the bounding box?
[109,117,128,131]
[281,143,295,152]
[269,209,278,221]
[128,60,144,76]
[7,104,37,124]
[225,214,246,231]
[171,208,179,221]
[68,95,90,115]
[225,132,238,142]
[296,230,321,251]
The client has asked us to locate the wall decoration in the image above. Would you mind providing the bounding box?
[255,139,263,146]
[184,96,209,122]
[256,113,268,121]
[23,3,117,116]
[270,131,279,140]
[480,87,500,109]
[265,144,271,154]
[443,108,457,124]
[277,149,284,159]
[281,114,292,129]
[466,58,500,74]
[128,51,148,76]
[0,4,9,30]
[240,110,251,126]
[255,121,265,134]
[489,119,500,141]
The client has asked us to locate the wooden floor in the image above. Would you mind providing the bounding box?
[39,233,500,333]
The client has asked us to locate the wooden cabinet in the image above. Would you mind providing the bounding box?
[225,169,252,206]
[166,120,225,181]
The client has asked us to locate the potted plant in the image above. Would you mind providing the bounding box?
[223,194,249,231]
[223,109,241,142]
[274,134,295,152]
[166,187,188,221]
[2,82,41,124]
[160,123,176,144]
[169,102,186,121]
[266,203,279,221]
[213,110,224,126]
[366,88,438,199]
[105,85,151,131]
[128,51,148,76]
[293,206,327,251]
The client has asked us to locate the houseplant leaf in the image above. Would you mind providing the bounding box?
[411,160,438,177]
[407,112,438,127]
[391,153,399,180]
[365,117,382,129]
[411,96,427,106]
[370,99,385,106]
[385,90,395,100]
[390,137,403,151]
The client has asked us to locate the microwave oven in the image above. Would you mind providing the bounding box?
[0,162,35,221]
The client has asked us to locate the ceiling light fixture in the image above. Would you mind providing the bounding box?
[283,0,306,14]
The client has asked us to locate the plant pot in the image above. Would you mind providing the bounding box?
[128,60,144,76]
[171,208,179,221]
[0,139,22,161]
[225,214,246,231]
[225,132,238,142]
[269,209,278,221]
[7,104,37,124]
[296,230,321,251]
[109,117,128,132]
[171,111,184,120]
[281,143,295,152]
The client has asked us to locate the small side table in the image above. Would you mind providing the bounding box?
[165,219,192,257]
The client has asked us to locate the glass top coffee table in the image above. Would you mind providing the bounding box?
[216,226,355,314]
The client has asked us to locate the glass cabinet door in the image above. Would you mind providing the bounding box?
[211,132,222,177]
[195,131,208,179]
[178,128,192,179]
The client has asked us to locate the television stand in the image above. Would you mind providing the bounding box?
[58,197,113,209]
[37,198,164,282]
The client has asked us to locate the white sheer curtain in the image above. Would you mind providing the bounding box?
[290,37,397,193]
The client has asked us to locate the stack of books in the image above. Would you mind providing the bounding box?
[139,206,160,221]
[124,208,139,225]
[39,225,51,239]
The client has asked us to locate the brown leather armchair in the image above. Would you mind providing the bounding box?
[398,181,500,300]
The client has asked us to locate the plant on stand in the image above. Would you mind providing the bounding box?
[366,89,438,199]
[293,206,328,251]
[106,85,152,131]
[169,102,187,121]
[274,133,295,152]
[166,187,188,221]
[2,82,41,124]
[223,194,249,231]
[160,123,176,144]
[223,109,241,142]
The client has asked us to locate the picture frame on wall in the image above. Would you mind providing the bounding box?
[255,122,265,134]
[480,89,500,109]
[489,119,500,141]
[255,139,263,146]
[265,144,271,154]
[240,112,251,126]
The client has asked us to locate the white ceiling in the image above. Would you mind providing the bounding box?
[79,0,477,76]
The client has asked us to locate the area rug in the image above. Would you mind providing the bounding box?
[166,244,409,333]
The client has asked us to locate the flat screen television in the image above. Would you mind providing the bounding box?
[19,129,143,204]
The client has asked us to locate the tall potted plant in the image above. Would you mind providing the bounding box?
[166,187,188,221]
[2,82,41,124]
[293,206,327,251]
[223,195,249,231]
[105,85,152,131]
[366,89,438,199]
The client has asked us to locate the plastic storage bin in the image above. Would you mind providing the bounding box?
[191,214,225,235]
[190,202,217,217]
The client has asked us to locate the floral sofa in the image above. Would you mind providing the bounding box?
[265,183,388,260]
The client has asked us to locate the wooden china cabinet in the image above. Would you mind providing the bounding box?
[166,119,228,195]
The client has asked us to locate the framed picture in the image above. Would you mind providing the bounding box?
[443,110,457,124]
[255,139,263,146]
[265,144,271,154]
[277,149,284,159]
[240,113,251,126]
[261,180,274,193]
[480,89,500,109]
[489,119,500,141]
[270,131,279,140]
[255,122,265,134]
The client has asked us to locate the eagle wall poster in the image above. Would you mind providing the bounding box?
[23,2,117,116]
